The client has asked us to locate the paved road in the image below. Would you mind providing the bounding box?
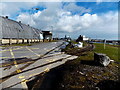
[1,41,63,61]
[0,41,63,77]
[0,41,78,89]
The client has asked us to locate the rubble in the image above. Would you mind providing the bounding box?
[74,42,83,48]
[94,53,111,66]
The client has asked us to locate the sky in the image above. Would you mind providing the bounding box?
[0,0,119,40]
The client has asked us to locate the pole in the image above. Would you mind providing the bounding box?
[104,39,106,49]
[51,26,53,40]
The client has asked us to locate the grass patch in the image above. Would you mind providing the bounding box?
[93,43,119,62]
[70,40,77,44]
[83,41,87,47]
[64,42,119,62]
[78,51,94,61]
[54,42,119,90]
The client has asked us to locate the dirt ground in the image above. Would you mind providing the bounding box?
[29,59,119,90]
[55,60,120,90]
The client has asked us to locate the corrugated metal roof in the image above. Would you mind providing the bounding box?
[0,16,42,39]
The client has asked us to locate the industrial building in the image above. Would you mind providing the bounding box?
[76,35,89,42]
[0,16,44,45]
[42,31,52,41]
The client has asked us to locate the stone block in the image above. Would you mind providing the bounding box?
[94,53,110,66]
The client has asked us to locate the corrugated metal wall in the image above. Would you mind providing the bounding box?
[0,16,42,39]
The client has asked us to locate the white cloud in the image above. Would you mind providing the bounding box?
[1,2,118,39]
[17,13,35,26]
[0,2,39,17]
[1,0,119,2]
[63,3,91,15]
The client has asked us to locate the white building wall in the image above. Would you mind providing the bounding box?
[83,37,89,41]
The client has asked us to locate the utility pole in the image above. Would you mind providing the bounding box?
[104,39,106,49]
[51,26,53,39]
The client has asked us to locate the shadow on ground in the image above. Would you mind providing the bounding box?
[80,60,101,66]
[96,80,120,90]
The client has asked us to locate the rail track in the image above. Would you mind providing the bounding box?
[79,44,95,54]
[65,43,95,56]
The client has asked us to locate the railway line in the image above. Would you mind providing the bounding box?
[65,43,95,56]
[79,44,95,53]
